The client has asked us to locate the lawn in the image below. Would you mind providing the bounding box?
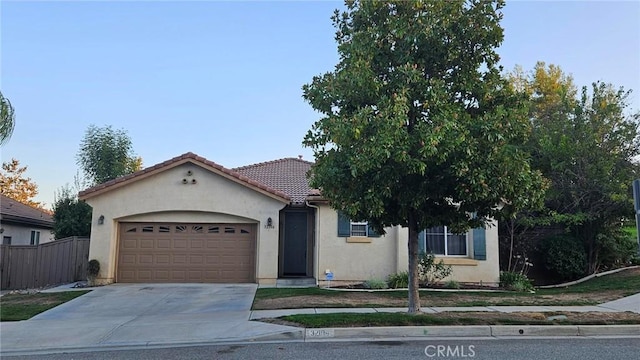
[268,311,640,328]
[252,267,640,310]
[0,291,90,321]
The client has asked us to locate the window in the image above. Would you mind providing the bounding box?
[350,222,368,237]
[421,226,467,256]
[337,212,380,238]
[30,231,40,245]
[3,236,11,245]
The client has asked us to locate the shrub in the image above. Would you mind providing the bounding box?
[363,278,388,289]
[596,228,638,269]
[500,271,534,292]
[444,280,460,289]
[418,252,453,286]
[539,234,587,282]
[387,271,409,289]
[87,259,100,284]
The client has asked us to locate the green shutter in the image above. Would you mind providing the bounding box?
[418,230,426,254]
[473,227,486,260]
[337,211,351,237]
[367,224,381,237]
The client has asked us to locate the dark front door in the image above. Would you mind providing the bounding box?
[282,211,308,276]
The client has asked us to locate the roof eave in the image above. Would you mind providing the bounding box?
[78,155,291,204]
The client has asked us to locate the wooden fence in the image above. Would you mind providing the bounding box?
[0,236,90,290]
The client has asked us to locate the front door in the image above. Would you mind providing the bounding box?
[281,209,312,277]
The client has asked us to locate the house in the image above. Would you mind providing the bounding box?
[79,152,499,286]
[0,194,54,245]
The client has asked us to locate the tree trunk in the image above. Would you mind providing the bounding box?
[407,212,421,314]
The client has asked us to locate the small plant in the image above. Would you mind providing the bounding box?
[500,271,534,292]
[387,271,409,289]
[418,252,453,287]
[87,259,100,284]
[444,280,460,289]
[363,278,388,289]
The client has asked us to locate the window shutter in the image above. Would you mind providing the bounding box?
[337,211,351,237]
[367,224,381,238]
[472,227,486,260]
[418,230,426,254]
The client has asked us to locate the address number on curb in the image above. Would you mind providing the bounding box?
[306,329,335,338]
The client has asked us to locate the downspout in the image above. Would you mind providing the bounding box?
[306,200,320,286]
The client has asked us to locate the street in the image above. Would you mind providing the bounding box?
[4,337,639,360]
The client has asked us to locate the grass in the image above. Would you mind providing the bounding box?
[537,267,640,295]
[277,312,640,328]
[0,291,90,321]
[253,287,340,300]
[253,267,639,309]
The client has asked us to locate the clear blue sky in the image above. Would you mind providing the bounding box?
[2,1,639,208]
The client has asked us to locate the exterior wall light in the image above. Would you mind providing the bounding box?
[267,217,273,227]
[98,215,105,225]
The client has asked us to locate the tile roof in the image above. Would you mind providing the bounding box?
[78,152,291,202]
[234,157,314,204]
[0,194,54,228]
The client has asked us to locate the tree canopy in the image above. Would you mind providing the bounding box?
[0,91,15,146]
[77,125,142,185]
[509,62,640,273]
[0,159,42,208]
[52,184,92,239]
[303,0,544,313]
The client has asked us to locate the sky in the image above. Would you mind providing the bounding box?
[1,0,639,209]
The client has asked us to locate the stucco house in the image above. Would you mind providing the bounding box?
[79,152,499,286]
[0,194,54,246]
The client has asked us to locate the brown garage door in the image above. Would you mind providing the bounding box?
[117,223,256,283]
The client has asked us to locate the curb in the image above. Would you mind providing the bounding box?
[300,324,640,341]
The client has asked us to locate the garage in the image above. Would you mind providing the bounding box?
[117,222,256,283]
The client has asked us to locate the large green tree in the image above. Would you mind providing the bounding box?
[303,0,544,313]
[511,62,640,273]
[77,125,143,185]
[0,91,15,146]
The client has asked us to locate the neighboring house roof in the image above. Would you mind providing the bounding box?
[234,157,314,204]
[78,152,291,202]
[0,194,54,228]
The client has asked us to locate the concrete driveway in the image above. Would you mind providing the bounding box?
[0,284,300,354]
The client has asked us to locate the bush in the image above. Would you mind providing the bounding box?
[418,252,453,286]
[387,271,409,289]
[500,271,534,292]
[539,234,587,282]
[444,280,460,289]
[596,228,638,269]
[363,278,388,289]
[87,259,100,283]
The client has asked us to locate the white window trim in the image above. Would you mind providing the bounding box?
[425,226,469,257]
[350,221,368,237]
[30,230,41,245]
